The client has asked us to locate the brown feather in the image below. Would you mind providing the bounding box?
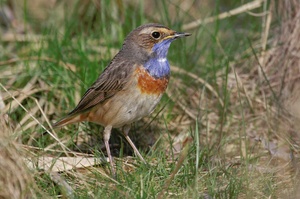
[66,59,137,117]
[53,113,88,127]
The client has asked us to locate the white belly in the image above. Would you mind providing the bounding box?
[87,87,163,128]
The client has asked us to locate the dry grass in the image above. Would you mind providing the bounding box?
[0,114,38,199]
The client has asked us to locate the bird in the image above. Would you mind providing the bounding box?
[53,23,191,176]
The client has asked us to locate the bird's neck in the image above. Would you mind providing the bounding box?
[143,40,172,79]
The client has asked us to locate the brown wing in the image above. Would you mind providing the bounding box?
[67,59,136,116]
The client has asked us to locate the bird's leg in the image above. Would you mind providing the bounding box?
[103,125,116,177]
[123,124,146,163]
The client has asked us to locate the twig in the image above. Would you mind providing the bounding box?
[183,0,266,31]
[1,33,46,42]
[0,56,77,72]
[0,91,5,112]
[49,172,74,199]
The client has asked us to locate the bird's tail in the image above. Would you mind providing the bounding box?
[53,113,88,128]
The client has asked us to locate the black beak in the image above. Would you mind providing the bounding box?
[174,32,192,39]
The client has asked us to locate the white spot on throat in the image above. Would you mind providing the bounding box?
[158,58,167,63]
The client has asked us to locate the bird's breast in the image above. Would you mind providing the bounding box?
[135,66,169,95]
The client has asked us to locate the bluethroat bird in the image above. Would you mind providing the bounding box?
[53,23,191,176]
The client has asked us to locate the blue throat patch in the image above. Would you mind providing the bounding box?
[143,39,173,79]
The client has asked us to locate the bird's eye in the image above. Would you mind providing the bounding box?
[151,31,161,39]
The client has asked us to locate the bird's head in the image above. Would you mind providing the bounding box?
[122,24,191,61]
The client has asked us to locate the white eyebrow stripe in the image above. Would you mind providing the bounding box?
[139,27,169,35]
[139,27,153,34]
